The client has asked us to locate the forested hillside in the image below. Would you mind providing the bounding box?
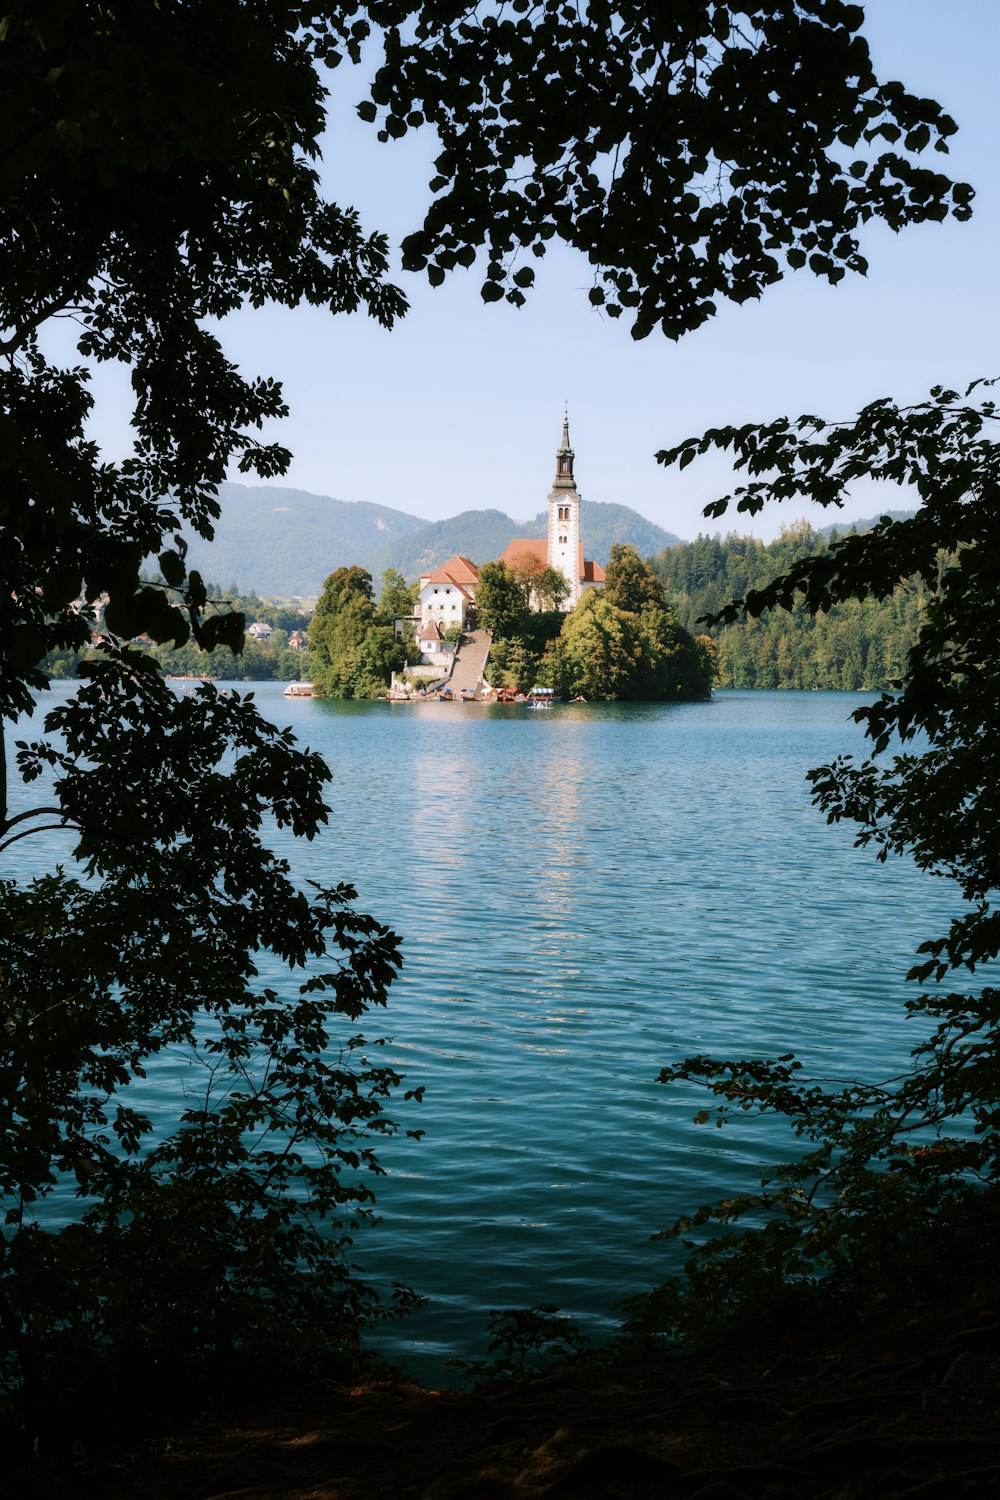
[178,484,682,595]
[367,509,529,580]
[650,520,927,690]
[178,483,429,596]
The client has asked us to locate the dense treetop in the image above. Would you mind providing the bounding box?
[310,564,406,697]
[483,546,714,701]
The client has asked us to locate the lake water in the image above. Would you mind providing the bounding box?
[9,686,958,1379]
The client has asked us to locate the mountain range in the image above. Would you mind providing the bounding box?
[179,482,683,597]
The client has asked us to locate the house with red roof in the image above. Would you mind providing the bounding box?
[416,554,480,632]
[413,614,459,669]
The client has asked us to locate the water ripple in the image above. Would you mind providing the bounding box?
[14,686,960,1378]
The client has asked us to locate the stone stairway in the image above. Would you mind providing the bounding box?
[447,628,492,693]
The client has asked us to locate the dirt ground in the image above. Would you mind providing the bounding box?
[23,1288,1000,1500]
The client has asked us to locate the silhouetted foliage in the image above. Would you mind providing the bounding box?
[1,654,424,1446]
[0,3,410,1444]
[626,383,1000,1341]
[364,1,969,337]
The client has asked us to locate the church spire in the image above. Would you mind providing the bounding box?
[553,405,575,489]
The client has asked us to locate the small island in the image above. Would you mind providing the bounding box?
[309,416,716,703]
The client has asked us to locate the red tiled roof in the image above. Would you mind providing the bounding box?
[417,618,441,641]
[421,554,480,587]
[500,538,604,584]
[577,542,605,584]
[499,538,547,569]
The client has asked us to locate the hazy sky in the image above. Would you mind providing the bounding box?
[93,3,1000,542]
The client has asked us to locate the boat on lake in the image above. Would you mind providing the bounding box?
[283,682,315,698]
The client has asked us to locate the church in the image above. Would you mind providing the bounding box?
[498,411,605,608]
[415,413,605,634]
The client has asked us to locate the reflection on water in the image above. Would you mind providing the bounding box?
[9,686,960,1379]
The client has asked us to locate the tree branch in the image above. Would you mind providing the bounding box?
[0,823,74,857]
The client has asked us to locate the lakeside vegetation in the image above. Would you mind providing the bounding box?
[48,525,931,701]
[650,520,927,691]
[305,544,714,701]
[310,566,410,698]
[482,544,715,700]
[44,585,315,683]
[47,526,924,698]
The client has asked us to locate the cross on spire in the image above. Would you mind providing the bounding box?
[554,406,575,487]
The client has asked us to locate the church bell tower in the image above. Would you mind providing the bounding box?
[547,409,582,606]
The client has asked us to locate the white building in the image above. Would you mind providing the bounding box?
[416,555,480,631]
[414,616,457,667]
